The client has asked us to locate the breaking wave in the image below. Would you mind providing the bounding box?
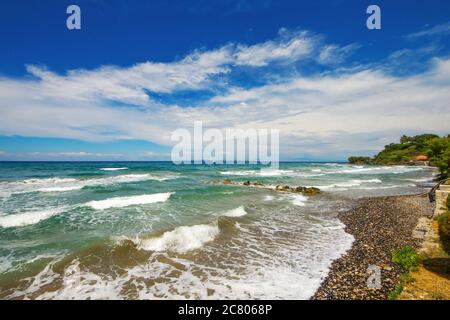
[136,223,219,253]
[317,179,383,190]
[222,206,248,217]
[85,192,173,210]
[220,169,294,177]
[0,174,177,197]
[0,208,65,228]
[290,194,308,206]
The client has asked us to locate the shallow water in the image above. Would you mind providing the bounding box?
[0,162,437,299]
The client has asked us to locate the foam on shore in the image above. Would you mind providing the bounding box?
[222,206,248,217]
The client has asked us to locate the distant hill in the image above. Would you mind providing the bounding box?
[349,134,450,179]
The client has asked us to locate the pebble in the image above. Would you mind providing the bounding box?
[312,194,434,300]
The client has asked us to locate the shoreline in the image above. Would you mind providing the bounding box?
[312,193,434,300]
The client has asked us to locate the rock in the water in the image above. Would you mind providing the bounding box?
[302,187,321,195]
[275,185,291,191]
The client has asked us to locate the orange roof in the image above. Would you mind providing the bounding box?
[415,155,428,161]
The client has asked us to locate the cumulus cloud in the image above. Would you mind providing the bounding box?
[209,58,450,153]
[0,28,449,160]
[24,45,234,106]
[8,29,355,108]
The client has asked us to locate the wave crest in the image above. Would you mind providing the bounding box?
[137,223,219,253]
[0,208,64,228]
[85,192,173,210]
[222,206,248,217]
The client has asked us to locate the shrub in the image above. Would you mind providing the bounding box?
[387,273,415,300]
[348,156,372,164]
[388,283,404,300]
[392,246,420,271]
[436,210,450,254]
[399,273,413,284]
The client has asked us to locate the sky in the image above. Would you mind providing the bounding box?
[0,0,449,161]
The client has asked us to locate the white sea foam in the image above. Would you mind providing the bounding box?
[38,186,84,193]
[0,208,64,228]
[330,165,425,175]
[22,218,354,300]
[317,178,383,190]
[86,192,173,210]
[0,174,177,197]
[93,174,175,184]
[359,179,382,183]
[220,170,257,176]
[0,178,78,195]
[291,194,308,206]
[402,177,432,183]
[220,169,294,177]
[20,178,77,185]
[222,206,248,217]
[359,184,416,190]
[137,223,219,253]
[259,169,294,177]
[99,167,128,171]
[0,255,13,273]
[6,202,356,300]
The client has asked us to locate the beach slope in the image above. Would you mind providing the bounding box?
[313,194,434,300]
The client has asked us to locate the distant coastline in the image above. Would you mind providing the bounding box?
[348,134,449,180]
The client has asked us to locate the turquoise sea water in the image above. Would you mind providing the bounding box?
[0,162,436,299]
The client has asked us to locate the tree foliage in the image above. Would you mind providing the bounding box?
[348,134,450,178]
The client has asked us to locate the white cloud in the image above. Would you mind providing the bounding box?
[24,45,234,106]
[0,29,449,159]
[57,152,123,157]
[234,29,314,66]
[9,29,356,108]
[143,151,171,160]
[317,43,361,65]
[406,22,450,38]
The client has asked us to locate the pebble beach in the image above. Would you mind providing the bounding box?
[313,194,434,300]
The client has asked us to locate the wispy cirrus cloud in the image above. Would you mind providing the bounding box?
[16,29,356,108]
[24,46,234,106]
[317,43,361,65]
[234,29,315,66]
[57,152,123,157]
[406,22,450,38]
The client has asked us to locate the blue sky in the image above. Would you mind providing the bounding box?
[0,0,449,161]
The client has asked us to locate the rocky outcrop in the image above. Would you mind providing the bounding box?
[207,180,321,195]
[275,184,321,195]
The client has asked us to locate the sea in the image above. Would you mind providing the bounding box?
[0,161,437,299]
